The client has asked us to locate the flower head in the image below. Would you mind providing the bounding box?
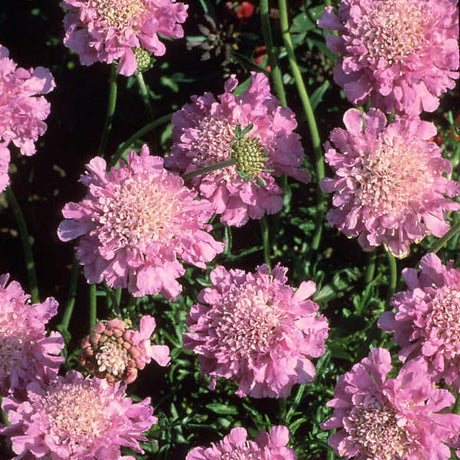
[321,108,460,257]
[1,370,156,459]
[58,146,224,299]
[0,274,64,396]
[166,72,309,227]
[62,0,188,76]
[318,0,459,115]
[186,425,297,460]
[379,253,460,389]
[80,315,170,384]
[184,264,329,398]
[322,348,460,460]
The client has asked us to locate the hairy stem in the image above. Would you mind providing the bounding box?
[97,62,118,157]
[5,186,39,303]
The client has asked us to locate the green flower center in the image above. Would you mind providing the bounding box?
[231,136,268,179]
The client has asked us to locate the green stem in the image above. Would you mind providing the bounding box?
[110,113,173,167]
[454,392,460,414]
[182,159,236,181]
[5,187,39,303]
[136,72,154,121]
[224,225,233,256]
[260,216,272,269]
[59,257,79,333]
[97,62,118,157]
[89,284,97,330]
[364,251,377,284]
[427,221,460,255]
[260,0,287,106]
[386,251,397,304]
[278,0,326,250]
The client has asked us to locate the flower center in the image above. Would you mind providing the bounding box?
[42,382,111,454]
[426,286,460,358]
[360,0,427,66]
[133,47,152,72]
[221,447,260,459]
[347,404,407,459]
[358,135,432,216]
[95,175,186,250]
[213,285,284,359]
[94,335,131,379]
[91,0,146,30]
[231,136,268,179]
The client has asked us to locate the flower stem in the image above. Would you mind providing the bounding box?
[97,62,118,157]
[110,113,173,167]
[260,216,272,269]
[454,391,460,414]
[182,159,236,181]
[260,0,287,106]
[364,251,377,284]
[136,72,154,121]
[59,257,79,334]
[278,0,326,250]
[427,221,460,255]
[89,284,97,331]
[5,186,39,303]
[224,225,233,256]
[385,250,397,304]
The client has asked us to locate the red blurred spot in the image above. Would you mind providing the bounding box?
[237,1,255,20]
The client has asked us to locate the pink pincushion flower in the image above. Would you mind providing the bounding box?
[184,264,329,398]
[318,0,459,116]
[62,0,188,76]
[1,370,156,459]
[165,72,309,227]
[186,425,297,460]
[321,108,460,257]
[58,145,224,299]
[322,348,460,459]
[0,274,64,396]
[80,315,170,384]
[379,253,460,390]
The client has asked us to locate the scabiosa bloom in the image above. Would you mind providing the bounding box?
[62,0,188,76]
[80,315,170,384]
[318,0,459,116]
[165,72,309,227]
[0,45,55,192]
[0,274,64,396]
[321,108,460,257]
[1,370,156,459]
[58,146,225,299]
[322,348,460,460]
[187,426,297,460]
[379,253,460,390]
[184,264,329,398]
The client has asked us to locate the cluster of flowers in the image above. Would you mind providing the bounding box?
[318,0,460,257]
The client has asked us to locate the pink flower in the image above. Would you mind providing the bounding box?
[58,146,224,299]
[186,425,297,460]
[184,264,329,398]
[62,0,188,76]
[165,72,309,227]
[0,45,55,192]
[322,348,460,460]
[379,253,460,390]
[1,370,156,459]
[321,108,460,257]
[0,274,64,396]
[80,315,170,384]
[318,0,459,116]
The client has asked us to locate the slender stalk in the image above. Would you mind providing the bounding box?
[97,62,119,156]
[136,72,154,121]
[89,284,97,330]
[427,221,460,255]
[182,159,236,181]
[224,225,233,256]
[385,251,397,304]
[454,392,460,414]
[260,0,287,106]
[278,0,326,250]
[260,216,272,269]
[364,251,377,284]
[5,187,39,303]
[59,257,79,333]
[111,113,173,167]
